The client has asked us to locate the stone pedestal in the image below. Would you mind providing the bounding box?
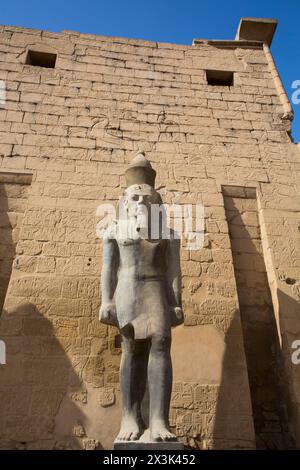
[114,429,184,450]
[114,441,184,450]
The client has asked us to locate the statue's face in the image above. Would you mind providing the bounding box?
[121,184,161,220]
[117,184,164,239]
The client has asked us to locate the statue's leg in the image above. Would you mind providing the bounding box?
[116,326,148,441]
[148,334,176,441]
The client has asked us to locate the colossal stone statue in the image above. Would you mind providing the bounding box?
[99,153,184,446]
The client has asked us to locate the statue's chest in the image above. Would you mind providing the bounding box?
[118,238,166,265]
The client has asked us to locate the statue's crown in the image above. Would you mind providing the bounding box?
[125,152,156,188]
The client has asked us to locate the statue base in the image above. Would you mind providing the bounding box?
[113,429,184,450]
[114,440,184,450]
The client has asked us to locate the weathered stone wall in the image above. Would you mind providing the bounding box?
[0,24,299,450]
[224,188,294,448]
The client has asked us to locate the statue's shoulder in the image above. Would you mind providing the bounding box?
[103,221,118,241]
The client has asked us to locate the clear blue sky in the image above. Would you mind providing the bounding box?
[2,0,300,142]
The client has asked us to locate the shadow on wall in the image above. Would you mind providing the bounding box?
[277,288,300,447]
[212,310,256,449]
[171,314,254,449]
[213,299,297,449]
[0,184,17,315]
[0,181,121,450]
[0,183,88,448]
[0,303,98,450]
[221,194,296,449]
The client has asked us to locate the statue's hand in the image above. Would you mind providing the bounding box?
[170,306,184,326]
[99,302,118,327]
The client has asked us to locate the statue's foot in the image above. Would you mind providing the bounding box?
[116,416,143,441]
[150,421,177,442]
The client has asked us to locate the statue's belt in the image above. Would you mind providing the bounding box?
[135,275,164,281]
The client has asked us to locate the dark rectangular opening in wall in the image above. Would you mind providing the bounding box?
[26,50,57,68]
[206,69,234,86]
